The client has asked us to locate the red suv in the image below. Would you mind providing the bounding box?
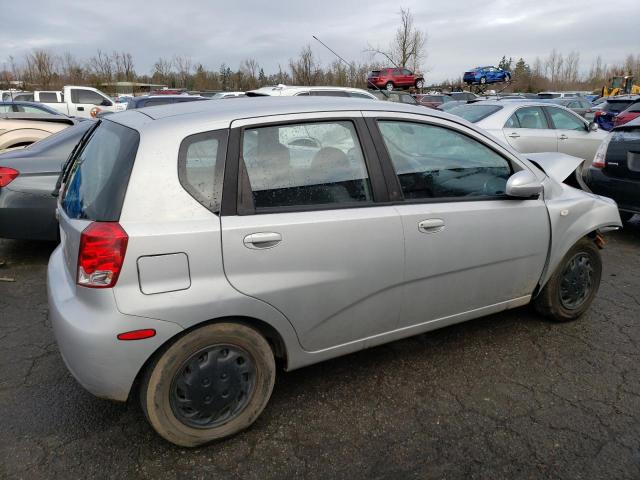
[368,68,425,91]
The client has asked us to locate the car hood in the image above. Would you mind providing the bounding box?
[524,152,584,183]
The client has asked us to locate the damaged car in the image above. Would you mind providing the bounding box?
[48,97,621,447]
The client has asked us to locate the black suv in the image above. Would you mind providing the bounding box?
[584,116,640,222]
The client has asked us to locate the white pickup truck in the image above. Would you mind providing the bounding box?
[11,86,126,118]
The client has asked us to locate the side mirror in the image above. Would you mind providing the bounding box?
[505,170,543,198]
[100,99,112,107]
[588,121,598,132]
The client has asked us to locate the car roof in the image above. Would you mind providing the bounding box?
[108,96,453,131]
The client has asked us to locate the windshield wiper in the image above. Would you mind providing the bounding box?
[52,120,100,197]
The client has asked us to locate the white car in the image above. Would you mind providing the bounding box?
[246,84,377,100]
[11,86,126,118]
[447,101,608,164]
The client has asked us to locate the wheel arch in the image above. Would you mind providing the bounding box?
[127,315,288,403]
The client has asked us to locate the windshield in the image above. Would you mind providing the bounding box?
[447,104,502,123]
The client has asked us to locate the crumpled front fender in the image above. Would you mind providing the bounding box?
[539,180,622,289]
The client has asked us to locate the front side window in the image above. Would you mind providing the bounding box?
[547,107,585,131]
[242,121,372,210]
[378,121,511,199]
[178,130,227,212]
[505,107,549,129]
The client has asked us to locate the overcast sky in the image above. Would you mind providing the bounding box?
[1,0,638,83]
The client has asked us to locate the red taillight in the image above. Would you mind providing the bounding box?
[77,222,128,288]
[594,110,605,117]
[117,329,156,341]
[0,167,19,187]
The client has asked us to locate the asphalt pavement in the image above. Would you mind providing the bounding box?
[1,222,639,479]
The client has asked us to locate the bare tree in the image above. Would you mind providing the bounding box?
[240,58,260,89]
[88,49,114,84]
[152,57,173,85]
[174,55,192,88]
[113,51,135,82]
[61,52,84,85]
[24,49,57,88]
[290,45,320,85]
[367,8,427,70]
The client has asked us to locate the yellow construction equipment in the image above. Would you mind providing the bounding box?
[602,75,640,97]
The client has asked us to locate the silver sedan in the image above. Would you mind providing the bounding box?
[447,101,608,164]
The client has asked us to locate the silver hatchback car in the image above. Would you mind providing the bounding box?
[48,98,621,447]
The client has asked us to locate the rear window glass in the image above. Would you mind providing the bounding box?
[62,120,139,221]
[39,92,59,102]
[447,104,502,123]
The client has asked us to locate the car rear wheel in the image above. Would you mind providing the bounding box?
[385,81,394,91]
[415,79,424,89]
[140,322,276,447]
[533,238,602,322]
[480,77,486,85]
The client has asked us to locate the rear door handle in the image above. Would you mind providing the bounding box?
[77,106,84,111]
[507,132,520,138]
[418,219,445,233]
[559,134,568,140]
[243,232,282,249]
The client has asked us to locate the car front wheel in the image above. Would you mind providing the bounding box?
[480,77,486,84]
[141,322,276,447]
[415,79,424,89]
[534,237,602,322]
[385,81,394,91]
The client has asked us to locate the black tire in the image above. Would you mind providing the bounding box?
[415,79,424,89]
[534,238,602,322]
[385,81,394,91]
[140,322,276,447]
[504,73,511,82]
[620,211,634,223]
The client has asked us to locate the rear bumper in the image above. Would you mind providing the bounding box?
[0,187,58,241]
[584,168,640,214]
[48,246,184,401]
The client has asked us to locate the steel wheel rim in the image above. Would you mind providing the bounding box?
[559,253,594,309]
[386,82,394,91]
[170,344,257,429]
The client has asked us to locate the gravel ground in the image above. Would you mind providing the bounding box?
[1,221,639,479]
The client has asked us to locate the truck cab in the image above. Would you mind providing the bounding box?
[15,86,125,118]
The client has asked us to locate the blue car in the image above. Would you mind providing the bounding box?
[463,66,511,85]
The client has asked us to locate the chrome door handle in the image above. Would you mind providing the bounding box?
[507,132,520,138]
[559,134,568,140]
[418,219,445,233]
[243,232,282,249]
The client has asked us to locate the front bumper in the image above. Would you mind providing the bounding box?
[48,246,184,401]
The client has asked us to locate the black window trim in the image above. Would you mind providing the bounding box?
[222,116,389,216]
[366,116,526,205]
[177,128,229,215]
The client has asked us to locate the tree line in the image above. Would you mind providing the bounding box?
[0,5,637,95]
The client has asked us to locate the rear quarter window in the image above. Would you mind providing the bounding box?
[61,120,140,221]
[178,130,228,212]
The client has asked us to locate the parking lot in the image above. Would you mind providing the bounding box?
[1,221,639,479]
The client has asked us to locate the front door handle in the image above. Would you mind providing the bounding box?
[507,132,520,138]
[559,134,568,140]
[418,219,445,233]
[77,106,84,111]
[243,232,282,249]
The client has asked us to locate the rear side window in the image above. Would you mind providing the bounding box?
[505,107,548,129]
[241,121,373,210]
[378,121,511,199]
[62,121,140,220]
[39,92,59,102]
[178,130,228,212]
[604,101,632,113]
